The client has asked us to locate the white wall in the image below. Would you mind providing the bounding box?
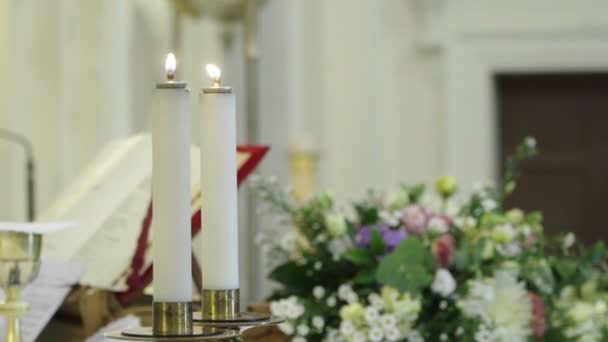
[258,0,443,206]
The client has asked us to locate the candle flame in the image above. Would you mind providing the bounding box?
[165,53,177,80]
[205,64,222,86]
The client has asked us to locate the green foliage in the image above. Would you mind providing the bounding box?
[376,237,434,296]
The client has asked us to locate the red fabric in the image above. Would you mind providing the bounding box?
[116,145,269,303]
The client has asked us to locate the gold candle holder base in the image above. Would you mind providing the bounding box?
[194,289,284,332]
[105,302,238,341]
[104,326,239,341]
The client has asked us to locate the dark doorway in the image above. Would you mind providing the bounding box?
[497,73,608,244]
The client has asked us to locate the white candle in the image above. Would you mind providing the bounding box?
[199,64,239,290]
[151,53,192,302]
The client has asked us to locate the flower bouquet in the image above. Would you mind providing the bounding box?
[252,138,608,342]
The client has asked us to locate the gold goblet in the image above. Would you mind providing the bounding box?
[0,232,42,342]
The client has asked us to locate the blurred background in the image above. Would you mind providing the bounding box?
[1,0,608,302]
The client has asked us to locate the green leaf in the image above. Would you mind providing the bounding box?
[343,249,374,266]
[370,230,386,255]
[355,204,379,225]
[269,262,311,290]
[591,242,606,264]
[376,237,433,296]
[353,268,377,285]
[526,211,543,225]
[554,260,577,283]
[407,184,426,203]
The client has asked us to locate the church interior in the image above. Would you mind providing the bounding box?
[1,1,608,341]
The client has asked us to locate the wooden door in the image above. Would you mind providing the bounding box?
[497,73,608,244]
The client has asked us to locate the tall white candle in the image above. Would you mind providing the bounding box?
[151,53,192,302]
[199,64,239,290]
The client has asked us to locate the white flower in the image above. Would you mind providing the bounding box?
[407,330,424,342]
[369,293,385,310]
[280,232,297,252]
[368,327,384,341]
[325,213,347,237]
[379,210,401,227]
[314,261,323,270]
[428,217,448,234]
[496,243,522,258]
[492,224,516,244]
[440,333,448,341]
[312,316,325,329]
[329,238,351,260]
[327,296,337,307]
[338,284,353,300]
[439,300,448,310]
[297,324,310,336]
[269,301,282,316]
[293,337,306,342]
[524,136,536,149]
[474,325,495,342]
[278,322,294,335]
[384,187,408,209]
[563,232,576,249]
[481,240,495,260]
[316,234,328,243]
[364,307,379,323]
[431,269,456,297]
[482,199,497,211]
[379,314,397,330]
[352,331,366,342]
[346,291,359,304]
[456,327,464,336]
[340,320,355,336]
[313,286,326,300]
[385,327,401,341]
[461,271,532,341]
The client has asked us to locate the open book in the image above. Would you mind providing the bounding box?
[39,134,268,297]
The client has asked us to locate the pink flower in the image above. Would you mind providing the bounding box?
[433,234,456,268]
[529,292,546,338]
[402,205,428,234]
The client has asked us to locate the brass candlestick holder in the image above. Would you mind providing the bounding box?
[104,300,239,341]
[193,289,284,334]
[105,288,283,341]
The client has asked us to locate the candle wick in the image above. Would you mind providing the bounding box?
[167,73,175,81]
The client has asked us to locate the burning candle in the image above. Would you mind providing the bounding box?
[151,53,192,302]
[199,64,239,290]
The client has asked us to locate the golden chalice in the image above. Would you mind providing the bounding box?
[0,232,42,342]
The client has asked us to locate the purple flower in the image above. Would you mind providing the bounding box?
[356,225,407,252]
[382,229,407,250]
[355,226,374,247]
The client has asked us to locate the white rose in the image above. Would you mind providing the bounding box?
[431,269,456,297]
[325,213,347,237]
